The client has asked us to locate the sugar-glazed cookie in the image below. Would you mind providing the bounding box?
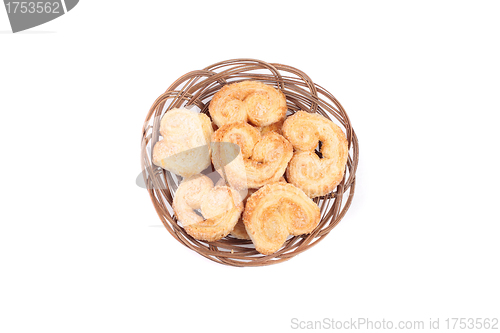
[173,174,243,242]
[282,111,348,197]
[212,122,292,189]
[209,81,287,127]
[243,182,320,254]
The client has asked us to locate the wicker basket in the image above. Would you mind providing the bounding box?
[141,59,359,266]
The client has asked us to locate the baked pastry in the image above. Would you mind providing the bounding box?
[243,182,321,254]
[212,122,293,189]
[173,174,243,242]
[209,81,287,127]
[259,118,284,136]
[282,111,348,198]
[229,214,252,240]
[152,108,213,177]
[214,177,250,240]
[226,177,286,240]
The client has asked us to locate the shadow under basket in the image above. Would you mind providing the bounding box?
[140,58,359,267]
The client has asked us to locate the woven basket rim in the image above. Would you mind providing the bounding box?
[140,58,359,267]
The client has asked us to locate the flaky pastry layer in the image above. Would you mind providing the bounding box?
[282,111,348,197]
[209,81,287,127]
[173,174,243,242]
[212,122,293,189]
[243,182,320,254]
[152,108,213,177]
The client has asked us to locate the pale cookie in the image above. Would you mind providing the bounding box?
[153,108,213,177]
[173,174,243,242]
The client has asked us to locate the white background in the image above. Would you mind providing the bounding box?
[1,1,499,332]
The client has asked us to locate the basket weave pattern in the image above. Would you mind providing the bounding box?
[141,59,359,266]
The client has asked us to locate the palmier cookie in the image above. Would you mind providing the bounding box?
[153,108,213,178]
[243,182,321,254]
[282,111,348,198]
[173,174,243,242]
[212,122,293,189]
[221,177,286,240]
[209,81,287,127]
[259,118,284,136]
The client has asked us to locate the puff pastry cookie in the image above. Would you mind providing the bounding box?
[173,174,243,242]
[225,177,286,240]
[209,81,287,127]
[153,108,213,177]
[212,122,293,189]
[282,111,348,198]
[243,182,321,254]
[259,118,284,136]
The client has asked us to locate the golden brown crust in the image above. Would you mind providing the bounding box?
[209,81,287,127]
[212,121,261,159]
[259,118,284,136]
[282,111,348,198]
[242,182,320,254]
[212,122,293,189]
[229,217,252,240]
[153,108,213,177]
[173,175,243,242]
[230,177,287,240]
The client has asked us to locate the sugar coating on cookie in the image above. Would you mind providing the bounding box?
[153,108,213,177]
[282,111,348,198]
[173,174,243,242]
[209,81,287,127]
[243,182,320,254]
[229,177,286,240]
[212,122,293,189]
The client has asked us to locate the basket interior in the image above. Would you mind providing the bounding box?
[140,59,359,266]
